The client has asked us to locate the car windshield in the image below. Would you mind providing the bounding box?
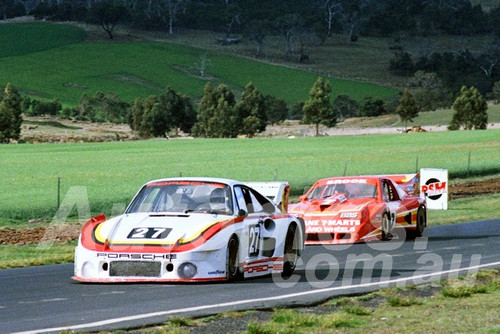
[126,181,234,215]
[307,181,378,200]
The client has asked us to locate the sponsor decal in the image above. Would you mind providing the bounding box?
[208,270,226,275]
[340,212,358,218]
[306,219,361,226]
[305,218,360,234]
[127,227,172,239]
[96,253,177,260]
[327,179,367,184]
[245,264,271,274]
[421,178,447,200]
[147,181,225,188]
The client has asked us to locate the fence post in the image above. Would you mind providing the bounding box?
[467,152,471,177]
[57,177,61,219]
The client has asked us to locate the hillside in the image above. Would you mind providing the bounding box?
[0,19,398,109]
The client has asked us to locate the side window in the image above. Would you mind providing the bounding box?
[248,188,276,213]
[383,181,399,201]
[234,186,276,214]
[382,181,390,202]
[234,186,248,212]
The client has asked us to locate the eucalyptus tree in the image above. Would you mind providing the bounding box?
[302,77,336,136]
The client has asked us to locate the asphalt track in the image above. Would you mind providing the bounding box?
[1,219,500,334]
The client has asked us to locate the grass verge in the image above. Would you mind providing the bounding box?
[98,269,500,333]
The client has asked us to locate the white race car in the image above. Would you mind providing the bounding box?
[73,177,305,282]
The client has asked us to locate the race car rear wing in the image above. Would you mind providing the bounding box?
[246,182,290,213]
[384,173,419,196]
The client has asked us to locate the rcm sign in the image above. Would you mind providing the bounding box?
[420,168,448,210]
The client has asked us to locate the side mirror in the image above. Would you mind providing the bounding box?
[237,209,248,217]
[299,195,307,203]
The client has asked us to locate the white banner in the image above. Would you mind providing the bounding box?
[420,168,448,210]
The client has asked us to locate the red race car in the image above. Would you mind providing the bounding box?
[288,174,426,244]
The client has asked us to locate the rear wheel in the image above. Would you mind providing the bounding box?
[226,235,242,281]
[408,206,426,239]
[282,224,299,278]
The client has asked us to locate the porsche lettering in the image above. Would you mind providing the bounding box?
[96,253,177,260]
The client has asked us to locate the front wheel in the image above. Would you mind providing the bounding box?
[381,212,393,241]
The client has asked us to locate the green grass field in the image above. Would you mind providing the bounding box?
[1,130,499,221]
[0,22,397,108]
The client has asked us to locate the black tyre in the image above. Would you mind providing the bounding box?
[226,235,242,281]
[282,224,299,278]
[381,212,393,241]
[408,206,426,239]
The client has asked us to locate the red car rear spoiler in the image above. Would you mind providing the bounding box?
[384,173,419,196]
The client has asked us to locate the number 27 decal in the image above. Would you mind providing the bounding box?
[127,227,172,239]
[248,225,261,257]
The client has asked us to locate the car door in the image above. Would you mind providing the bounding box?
[382,179,402,230]
[234,185,276,260]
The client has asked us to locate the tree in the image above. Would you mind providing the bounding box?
[29,98,62,116]
[289,101,305,120]
[395,88,419,130]
[160,87,196,135]
[323,0,343,37]
[128,87,194,138]
[139,96,167,138]
[449,86,488,130]
[236,82,267,137]
[192,83,238,138]
[89,1,128,39]
[244,19,269,58]
[264,95,288,125]
[302,77,336,136]
[488,80,500,103]
[127,98,144,132]
[0,83,23,143]
[359,97,387,117]
[165,0,187,35]
[71,91,129,123]
[332,94,359,120]
[274,13,304,58]
[408,71,452,111]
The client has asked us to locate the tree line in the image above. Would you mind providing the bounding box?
[0,77,490,143]
[2,1,500,43]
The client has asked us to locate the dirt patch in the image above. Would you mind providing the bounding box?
[20,116,137,143]
[0,224,81,246]
[449,178,500,200]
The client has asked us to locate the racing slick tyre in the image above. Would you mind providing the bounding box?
[381,212,393,241]
[407,206,426,239]
[282,224,299,278]
[226,235,242,281]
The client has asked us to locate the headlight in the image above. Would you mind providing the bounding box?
[177,262,197,279]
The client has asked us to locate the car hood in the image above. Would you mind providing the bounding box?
[91,212,236,247]
[289,197,375,216]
